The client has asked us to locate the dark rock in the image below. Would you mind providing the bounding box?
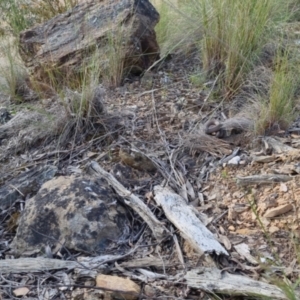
[10,175,129,256]
[19,0,160,86]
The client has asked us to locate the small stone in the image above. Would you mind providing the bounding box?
[228,225,235,231]
[13,287,29,297]
[144,285,156,298]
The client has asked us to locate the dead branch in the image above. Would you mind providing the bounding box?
[236,174,293,186]
[87,161,169,241]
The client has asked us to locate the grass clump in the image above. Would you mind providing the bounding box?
[198,0,293,98]
[100,27,127,88]
[254,49,299,135]
[0,40,29,103]
[0,0,31,35]
[0,0,78,35]
[154,0,182,57]
[156,0,293,98]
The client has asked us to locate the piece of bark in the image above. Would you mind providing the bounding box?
[0,165,57,208]
[87,161,168,241]
[19,0,159,85]
[184,267,287,299]
[153,185,228,255]
[236,174,292,186]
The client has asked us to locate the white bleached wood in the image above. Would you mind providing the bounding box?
[154,185,228,255]
[185,268,287,299]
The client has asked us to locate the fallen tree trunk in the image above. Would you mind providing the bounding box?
[19,0,160,86]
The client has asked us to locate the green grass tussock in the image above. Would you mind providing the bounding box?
[155,0,294,99]
[254,49,300,135]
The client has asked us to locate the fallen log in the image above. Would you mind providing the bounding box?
[19,0,160,86]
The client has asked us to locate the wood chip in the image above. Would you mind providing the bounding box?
[218,234,231,250]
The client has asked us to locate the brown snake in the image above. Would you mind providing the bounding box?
[205,119,223,135]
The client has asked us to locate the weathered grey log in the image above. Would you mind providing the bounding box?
[185,268,287,299]
[0,258,78,273]
[0,165,57,209]
[19,0,160,85]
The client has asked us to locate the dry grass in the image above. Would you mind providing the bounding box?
[0,38,28,103]
[155,0,295,99]
[0,0,78,35]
